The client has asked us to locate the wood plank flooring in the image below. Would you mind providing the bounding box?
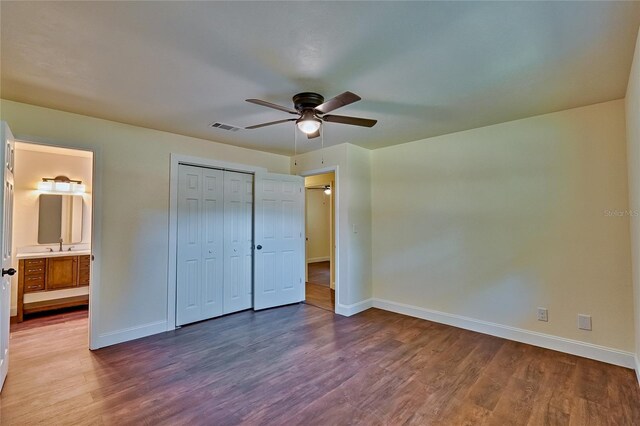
[308,261,330,287]
[306,261,334,312]
[1,304,639,425]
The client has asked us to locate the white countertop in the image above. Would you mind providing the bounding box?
[16,250,91,260]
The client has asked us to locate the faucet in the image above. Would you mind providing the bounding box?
[59,238,63,252]
[67,246,75,252]
[47,247,54,252]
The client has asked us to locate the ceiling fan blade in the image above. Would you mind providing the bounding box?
[245,118,296,129]
[322,114,377,127]
[245,99,298,114]
[307,129,321,139]
[315,91,361,114]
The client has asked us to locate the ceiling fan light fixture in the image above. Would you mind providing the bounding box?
[296,111,321,134]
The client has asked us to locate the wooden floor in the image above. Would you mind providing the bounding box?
[305,261,334,312]
[308,261,330,287]
[2,304,639,425]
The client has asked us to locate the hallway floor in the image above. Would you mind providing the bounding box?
[305,261,334,312]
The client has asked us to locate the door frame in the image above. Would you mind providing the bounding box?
[7,134,102,350]
[299,166,340,312]
[167,154,266,331]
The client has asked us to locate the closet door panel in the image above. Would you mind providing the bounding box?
[223,171,253,314]
[176,165,204,326]
[177,165,224,326]
[201,169,224,319]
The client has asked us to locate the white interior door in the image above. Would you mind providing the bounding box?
[0,122,15,392]
[223,171,253,314]
[176,165,224,326]
[254,172,304,310]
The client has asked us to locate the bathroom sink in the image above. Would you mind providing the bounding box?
[16,250,92,260]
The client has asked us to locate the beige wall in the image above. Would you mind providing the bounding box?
[372,99,634,351]
[305,175,331,262]
[0,99,290,343]
[10,146,93,314]
[626,28,640,361]
[293,143,373,308]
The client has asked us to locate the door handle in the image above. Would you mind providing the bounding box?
[256,245,262,250]
[2,268,16,277]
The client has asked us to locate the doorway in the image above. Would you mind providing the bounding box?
[10,142,94,336]
[303,172,335,312]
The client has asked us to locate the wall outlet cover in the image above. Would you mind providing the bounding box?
[537,307,548,322]
[578,314,592,331]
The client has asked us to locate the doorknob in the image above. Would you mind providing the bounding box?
[256,245,262,250]
[2,268,16,277]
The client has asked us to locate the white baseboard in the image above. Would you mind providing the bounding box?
[307,257,330,263]
[336,298,373,317]
[635,355,640,386]
[372,298,636,369]
[93,320,167,349]
[10,307,16,317]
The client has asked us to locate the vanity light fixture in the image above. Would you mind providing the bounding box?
[324,185,331,195]
[37,176,86,194]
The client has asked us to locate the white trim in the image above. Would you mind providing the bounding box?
[10,307,16,317]
[335,298,372,317]
[372,298,635,368]
[635,355,640,386]
[94,320,167,348]
[307,256,329,263]
[10,135,102,351]
[298,166,340,313]
[167,154,267,331]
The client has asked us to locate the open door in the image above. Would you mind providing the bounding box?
[0,122,15,392]
[254,172,304,310]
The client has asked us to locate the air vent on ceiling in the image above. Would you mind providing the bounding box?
[210,122,241,132]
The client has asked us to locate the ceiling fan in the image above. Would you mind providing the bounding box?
[244,91,377,139]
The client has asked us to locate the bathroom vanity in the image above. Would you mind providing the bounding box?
[16,251,91,322]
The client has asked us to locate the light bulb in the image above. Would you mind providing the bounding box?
[324,188,331,195]
[297,118,321,134]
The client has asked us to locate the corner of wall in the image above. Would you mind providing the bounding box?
[625,25,640,377]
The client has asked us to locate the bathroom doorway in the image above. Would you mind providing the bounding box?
[9,141,94,338]
[304,171,335,312]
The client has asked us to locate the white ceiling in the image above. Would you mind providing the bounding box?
[1,1,639,155]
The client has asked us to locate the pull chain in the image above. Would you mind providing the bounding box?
[321,124,324,165]
[293,124,297,166]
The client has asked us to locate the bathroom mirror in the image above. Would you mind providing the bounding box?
[38,194,84,244]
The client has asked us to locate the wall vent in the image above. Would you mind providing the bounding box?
[210,122,241,132]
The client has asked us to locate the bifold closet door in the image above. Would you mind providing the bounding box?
[223,171,253,314]
[176,165,224,326]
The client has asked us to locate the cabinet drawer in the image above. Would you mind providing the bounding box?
[25,265,45,276]
[78,271,90,286]
[24,274,45,292]
[25,258,45,267]
[25,282,45,292]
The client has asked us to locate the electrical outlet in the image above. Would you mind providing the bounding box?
[578,314,592,331]
[537,307,548,322]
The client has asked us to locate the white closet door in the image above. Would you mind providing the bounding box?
[254,172,304,310]
[223,171,253,314]
[176,165,224,326]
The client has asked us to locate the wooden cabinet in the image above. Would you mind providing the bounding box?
[22,258,45,292]
[46,256,78,290]
[17,254,91,321]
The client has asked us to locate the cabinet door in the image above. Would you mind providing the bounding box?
[46,257,78,290]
